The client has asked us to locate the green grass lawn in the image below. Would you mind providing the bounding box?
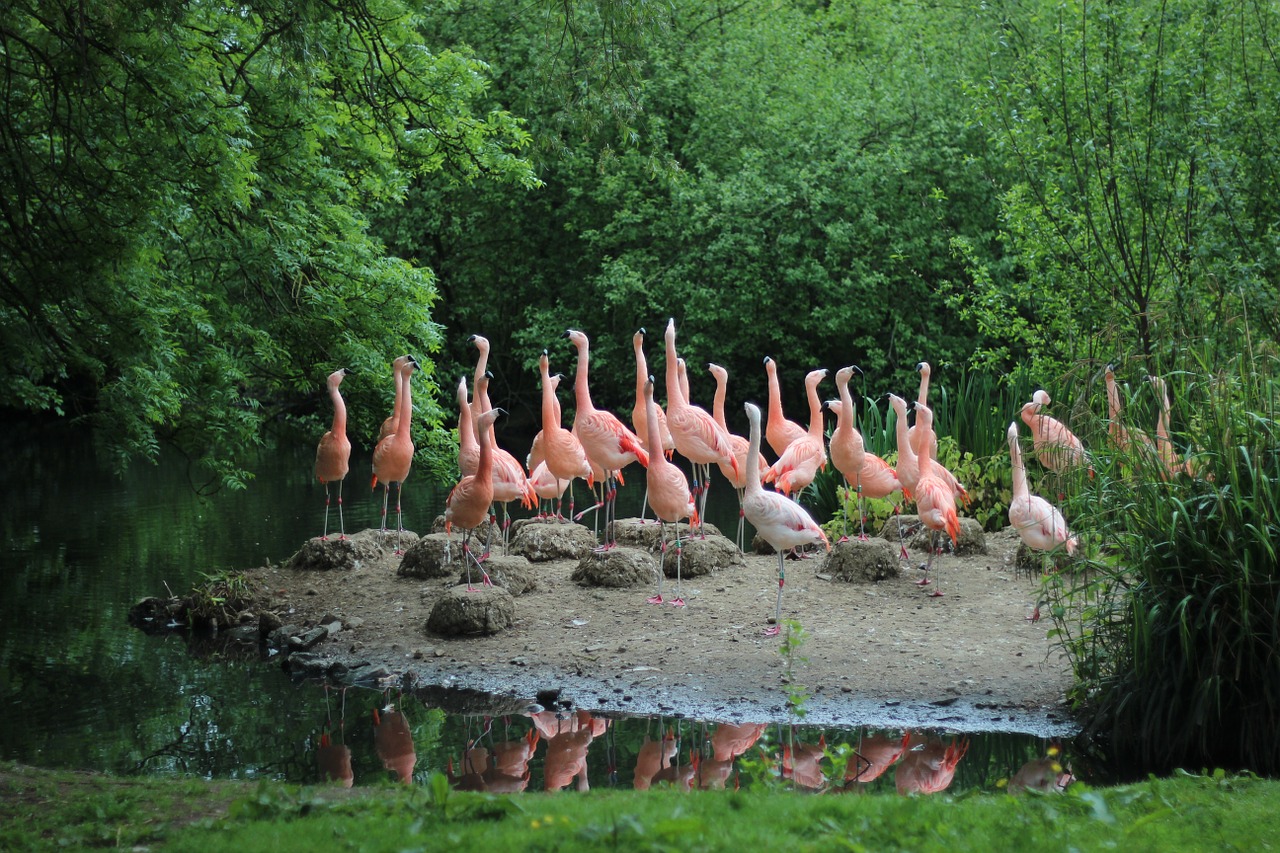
[2,762,1274,852]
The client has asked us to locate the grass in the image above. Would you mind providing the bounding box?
[2,761,1277,852]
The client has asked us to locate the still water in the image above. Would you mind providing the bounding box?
[0,422,1082,793]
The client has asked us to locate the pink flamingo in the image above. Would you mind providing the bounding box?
[633,728,678,791]
[457,375,479,477]
[444,407,503,590]
[1007,421,1077,560]
[372,705,417,784]
[911,400,970,505]
[539,351,593,520]
[1148,374,1200,478]
[565,329,648,548]
[529,461,567,519]
[763,356,808,458]
[641,376,697,606]
[912,402,961,596]
[908,361,939,461]
[782,734,828,790]
[473,371,536,553]
[316,730,354,787]
[827,366,901,541]
[887,393,920,561]
[314,367,352,541]
[371,356,417,554]
[708,362,767,551]
[763,368,828,499]
[1020,389,1092,475]
[1104,364,1154,455]
[895,738,969,794]
[664,319,739,536]
[632,328,675,524]
[844,731,911,785]
[741,402,830,636]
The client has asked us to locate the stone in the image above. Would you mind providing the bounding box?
[571,547,659,588]
[509,521,597,562]
[1014,539,1077,577]
[426,586,516,636]
[823,537,900,583]
[892,515,987,556]
[398,533,467,579]
[430,514,496,544]
[458,554,538,596]
[661,533,743,578]
[289,625,329,651]
[286,528,410,571]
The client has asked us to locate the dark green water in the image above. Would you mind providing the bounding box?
[0,422,1082,792]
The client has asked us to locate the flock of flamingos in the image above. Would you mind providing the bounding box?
[314,318,1192,632]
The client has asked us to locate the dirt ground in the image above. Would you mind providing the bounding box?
[257,521,1077,736]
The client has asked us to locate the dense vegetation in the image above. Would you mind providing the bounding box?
[4,0,1279,775]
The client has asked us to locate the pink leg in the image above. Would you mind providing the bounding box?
[321,482,332,540]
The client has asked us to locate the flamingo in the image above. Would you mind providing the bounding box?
[314,367,352,541]
[912,402,961,596]
[1104,364,1154,455]
[565,329,648,547]
[895,738,969,795]
[444,407,503,590]
[539,351,593,520]
[664,319,739,536]
[529,461,567,519]
[457,375,479,477]
[708,362,767,551]
[741,402,830,636]
[888,393,920,561]
[316,729,354,787]
[371,356,418,554]
[911,400,970,505]
[763,368,828,499]
[378,355,411,442]
[843,731,911,785]
[908,361,939,461]
[372,704,417,784]
[1148,374,1200,478]
[1007,422,1078,561]
[473,371,536,553]
[526,372,562,475]
[1020,389,1091,475]
[468,334,491,436]
[827,366,901,541]
[632,328,675,523]
[641,376,696,606]
[763,356,807,458]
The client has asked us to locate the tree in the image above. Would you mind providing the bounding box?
[0,0,537,487]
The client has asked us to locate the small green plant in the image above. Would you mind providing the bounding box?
[778,618,810,722]
[186,569,256,631]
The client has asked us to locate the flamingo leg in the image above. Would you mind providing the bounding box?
[380,483,391,534]
[322,482,332,540]
[337,480,347,541]
[837,481,849,543]
[856,478,869,541]
[736,489,746,553]
[764,552,784,636]
[670,518,686,607]
[394,482,405,555]
[927,532,944,597]
[647,520,666,604]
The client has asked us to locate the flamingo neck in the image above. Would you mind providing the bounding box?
[541,369,559,431]
[806,380,824,439]
[664,333,684,408]
[573,341,593,412]
[767,364,784,418]
[744,411,764,495]
[1009,436,1028,499]
[711,375,728,431]
[329,381,347,436]
[397,370,413,438]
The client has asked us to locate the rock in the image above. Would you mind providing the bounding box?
[879,514,925,547]
[426,586,516,636]
[823,538,900,582]
[751,532,776,556]
[894,516,987,556]
[430,514,496,544]
[286,528,406,571]
[127,596,179,632]
[398,533,467,579]
[258,611,283,639]
[509,521,597,562]
[1014,540,1077,576]
[571,547,659,588]
[459,555,538,596]
[612,518,667,549]
[662,534,743,578]
[289,626,329,651]
[225,624,260,645]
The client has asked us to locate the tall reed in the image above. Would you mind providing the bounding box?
[1046,351,1280,775]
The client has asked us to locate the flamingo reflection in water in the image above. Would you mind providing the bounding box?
[841,731,911,788]
[536,709,609,792]
[633,727,678,791]
[315,686,353,787]
[781,733,828,791]
[895,737,969,795]
[372,699,417,784]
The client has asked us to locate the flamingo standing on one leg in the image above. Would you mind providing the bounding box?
[372,357,418,554]
[539,351,593,521]
[315,367,352,541]
[763,369,828,500]
[763,356,807,459]
[827,366,901,541]
[565,329,648,548]
[912,402,960,597]
[663,319,739,536]
[445,407,504,590]
[741,402,830,636]
[708,362,766,551]
[641,376,696,606]
[1007,421,1078,567]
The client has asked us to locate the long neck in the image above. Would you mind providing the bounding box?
[917,368,930,406]
[664,331,684,407]
[767,363,784,420]
[806,379,824,439]
[894,403,916,467]
[745,410,763,494]
[397,368,413,436]
[458,385,477,457]
[1009,434,1028,499]
[329,380,347,436]
[390,364,404,431]
[712,374,728,431]
[634,340,647,393]
[1106,375,1121,421]
[541,368,558,431]
[835,379,860,452]
[477,419,493,478]
[645,386,663,462]
[574,342,593,413]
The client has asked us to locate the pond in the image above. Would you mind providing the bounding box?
[0,422,1090,793]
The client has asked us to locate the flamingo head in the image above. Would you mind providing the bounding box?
[1006,421,1020,446]
[564,328,588,350]
[823,398,842,415]
[805,368,828,389]
[1033,389,1051,406]
[327,367,349,388]
[707,362,727,383]
[835,365,859,386]
[915,401,933,430]
[539,350,549,374]
[916,361,931,379]
[468,333,489,354]
[887,392,907,415]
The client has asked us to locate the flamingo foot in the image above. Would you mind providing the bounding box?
[482,575,493,587]
[762,625,781,637]
[394,548,405,556]
[899,546,910,560]
[915,578,931,586]
[646,594,663,605]
[928,589,944,598]
[339,534,348,541]
[669,597,686,608]
[838,535,850,544]
[857,534,869,542]
[465,584,478,593]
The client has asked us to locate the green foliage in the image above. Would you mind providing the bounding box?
[1046,348,1280,774]
[0,0,536,486]
[777,619,810,723]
